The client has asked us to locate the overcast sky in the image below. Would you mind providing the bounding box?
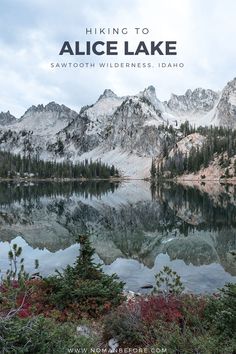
[0,0,235,117]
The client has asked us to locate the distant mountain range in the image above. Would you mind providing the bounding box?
[0,78,235,178]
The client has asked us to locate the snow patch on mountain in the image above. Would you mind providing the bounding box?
[87,89,124,121]
[165,88,220,115]
[76,146,152,179]
[7,102,78,137]
[85,89,125,136]
[164,88,221,127]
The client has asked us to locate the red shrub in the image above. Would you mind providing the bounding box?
[126,295,183,324]
[18,308,31,318]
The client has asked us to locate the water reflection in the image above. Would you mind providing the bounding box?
[0,180,235,292]
[0,180,120,205]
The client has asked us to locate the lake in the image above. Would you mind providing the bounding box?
[0,180,235,293]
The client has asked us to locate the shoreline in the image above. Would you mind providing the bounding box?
[0,177,127,183]
[1,176,236,184]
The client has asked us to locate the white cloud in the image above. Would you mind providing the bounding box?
[0,0,235,116]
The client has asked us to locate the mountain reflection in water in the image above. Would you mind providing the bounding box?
[0,180,235,293]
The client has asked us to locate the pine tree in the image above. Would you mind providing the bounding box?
[150,158,157,178]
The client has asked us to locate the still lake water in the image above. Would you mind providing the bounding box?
[0,180,235,293]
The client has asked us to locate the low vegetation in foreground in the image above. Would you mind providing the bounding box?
[0,236,235,354]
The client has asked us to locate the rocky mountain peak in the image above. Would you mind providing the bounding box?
[166,88,219,115]
[9,102,80,137]
[0,111,17,126]
[144,85,156,95]
[227,77,236,87]
[98,89,117,100]
[185,89,192,97]
[45,101,65,111]
[23,102,71,115]
[140,85,165,112]
[0,77,236,179]
[214,78,236,128]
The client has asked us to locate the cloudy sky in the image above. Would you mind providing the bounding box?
[0,0,235,116]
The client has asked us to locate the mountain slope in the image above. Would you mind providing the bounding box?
[0,78,236,178]
[0,102,79,160]
[164,88,220,127]
[47,86,171,177]
[213,78,236,128]
[8,102,78,136]
[0,111,17,126]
